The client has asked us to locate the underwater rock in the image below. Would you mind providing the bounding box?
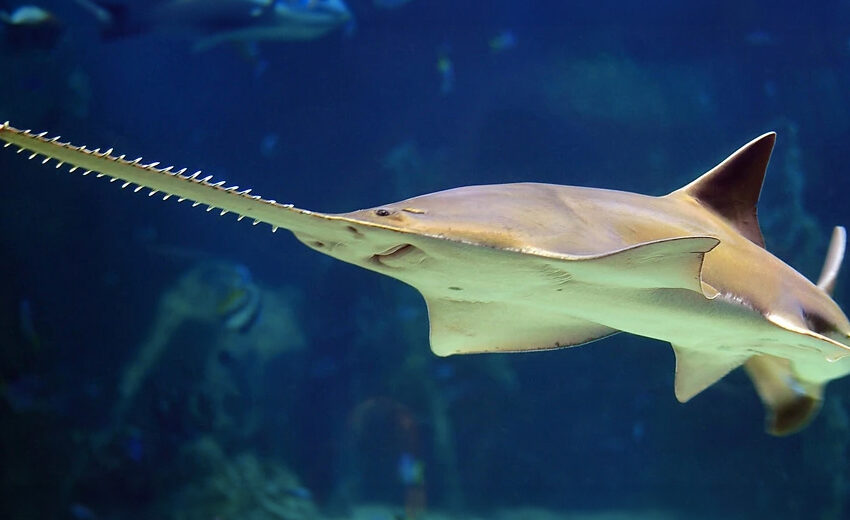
[493,510,679,520]
[323,505,680,520]
[171,437,319,520]
[110,261,305,434]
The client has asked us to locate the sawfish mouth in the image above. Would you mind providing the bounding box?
[371,243,418,267]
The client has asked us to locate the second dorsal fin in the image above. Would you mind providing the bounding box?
[668,132,776,248]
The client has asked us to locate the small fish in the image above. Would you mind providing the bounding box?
[436,48,453,94]
[260,132,280,157]
[282,485,313,499]
[85,0,353,51]
[0,5,63,50]
[218,265,262,332]
[69,503,97,520]
[1,5,54,25]
[18,298,41,348]
[397,452,424,486]
[488,30,516,52]
[745,30,775,47]
[125,434,144,462]
[373,0,414,9]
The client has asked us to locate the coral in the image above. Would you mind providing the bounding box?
[170,437,319,520]
[109,261,305,434]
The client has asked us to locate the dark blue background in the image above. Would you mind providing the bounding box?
[2,1,849,518]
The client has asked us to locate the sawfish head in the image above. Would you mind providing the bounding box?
[296,176,663,273]
[297,184,554,270]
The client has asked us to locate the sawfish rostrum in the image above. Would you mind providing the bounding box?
[2,122,848,435]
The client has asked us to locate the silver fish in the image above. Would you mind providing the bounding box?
[80,0,352,50]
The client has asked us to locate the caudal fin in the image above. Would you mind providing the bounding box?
[744,355,823,436]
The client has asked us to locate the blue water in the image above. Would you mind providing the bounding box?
[1,1,850,519]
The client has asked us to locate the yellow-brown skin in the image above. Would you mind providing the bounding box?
[331,182,849,434]
[2,122,847,433]
[338,182,850,366]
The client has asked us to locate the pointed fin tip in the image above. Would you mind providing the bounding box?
[672,345,746,402]
[669,132,776,248]
[426,298,619,357]
[766,394,821,436]
[744,356,823,436]
[817,226,846,295]
[579,236,719,295]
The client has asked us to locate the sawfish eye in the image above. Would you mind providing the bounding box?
[375,209,392,217]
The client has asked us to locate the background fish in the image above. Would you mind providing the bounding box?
[83,0,352,49]
[0,5,63,50]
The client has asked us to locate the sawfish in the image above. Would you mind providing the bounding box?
[2,122,849,435]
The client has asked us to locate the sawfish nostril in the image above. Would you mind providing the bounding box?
[370,243,419,267]
[376,243,411,257]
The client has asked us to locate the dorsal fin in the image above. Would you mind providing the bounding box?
[668,132,776,248]
[817,226,846,295]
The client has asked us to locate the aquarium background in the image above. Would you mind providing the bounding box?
[1,1,850,519]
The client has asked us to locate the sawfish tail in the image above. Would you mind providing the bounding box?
[746,224,850,436]
[745,355,823,436]
[0,122,328,235]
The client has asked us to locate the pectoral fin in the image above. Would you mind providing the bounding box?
[426,298,618,357]
[573,236,720,294]
[744,355,823,436]
[672,345,747,402]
